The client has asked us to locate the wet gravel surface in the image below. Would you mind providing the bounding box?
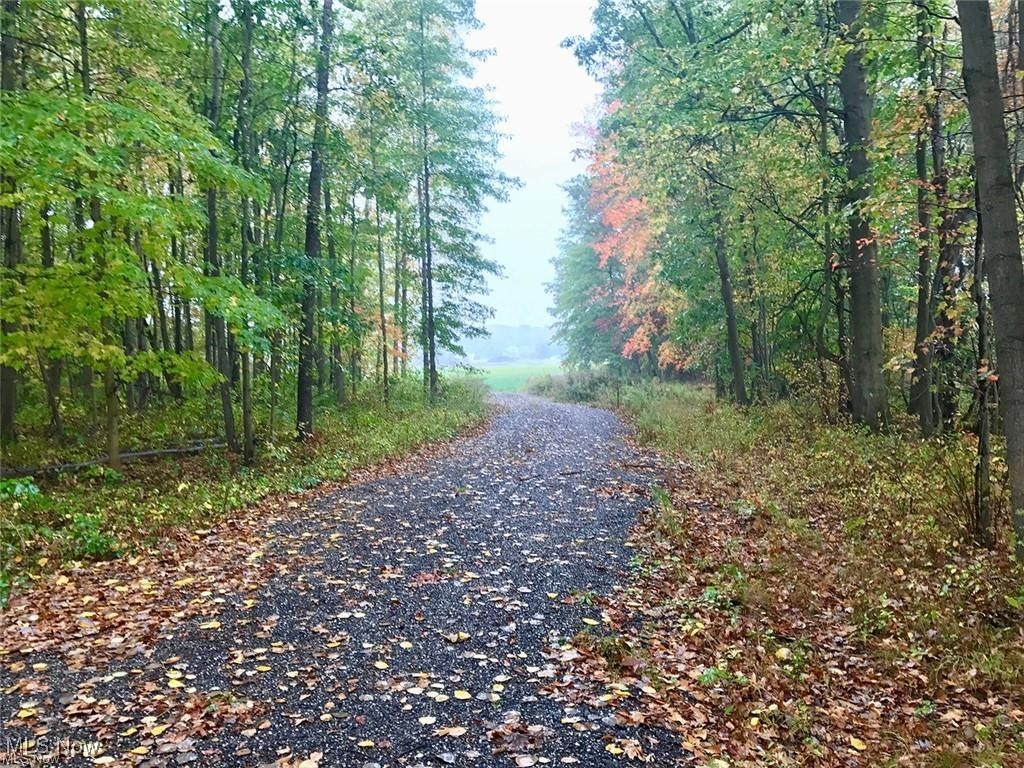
[1,395,685,766]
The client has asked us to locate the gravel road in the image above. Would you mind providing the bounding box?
[1,395,685,767]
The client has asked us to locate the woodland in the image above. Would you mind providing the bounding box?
[2,0,1024,765]
[0,0,509,591]
[539,0,1024,760]
[550,0,1024,554]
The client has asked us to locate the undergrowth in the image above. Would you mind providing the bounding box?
[0,377,488,603]
[534,376,1024,763]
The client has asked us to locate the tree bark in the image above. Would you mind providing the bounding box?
[836,0,887,429]
[325,179,344,405]
[971,187,994,548]
[297,0,333,438]
[959,0,1024,557]
[713,214,748,406]
[0,0,21,446]
[235,0,255,463]
[419,6,437,401]
[204,0,238,452]
[375,201,389,404]
[909,5,935,436]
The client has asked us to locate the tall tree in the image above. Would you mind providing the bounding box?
[0,0,20,445]
[835,0,887,429]
[958,0,1024,556]
[297,0,334,439]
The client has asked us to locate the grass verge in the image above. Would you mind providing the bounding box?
[0,377,489,602]
[535,376,1024,765]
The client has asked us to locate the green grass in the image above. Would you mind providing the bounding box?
[456,361,563,393]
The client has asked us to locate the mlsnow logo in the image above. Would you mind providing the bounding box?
[1,737,104,764]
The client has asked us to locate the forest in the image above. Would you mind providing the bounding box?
[550,0,1024,553]
[2,0,1024,765]
[0,0,512,592]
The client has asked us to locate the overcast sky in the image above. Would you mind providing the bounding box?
[467,0,599,329]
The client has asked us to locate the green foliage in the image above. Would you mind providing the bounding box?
[0,0,508,489]
[528,368,624,404]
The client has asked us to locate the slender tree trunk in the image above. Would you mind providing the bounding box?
[400,232,409,378]
[325,180,344,404]
[169,168,185,398]
[349,191,359,401]
[393,210,402,377]
[236,0,255,463]
[297,0,333,438]
[910,6,935,436]
[713,213,747,405]
[104,366,121,470]
[959,0,1024,557]
[37,207,63,439]
[204,0,238,452]
[420,6,437,401]
[972,189,994,548]
[375,201,389,404]
[836,0,887,429]
[0,0,21,446]
[75,0,120,467]
[418,172,429,393]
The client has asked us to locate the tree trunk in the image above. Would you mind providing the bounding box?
[972,188,994,548]
[325,180,344,405]
[959,0,1024,557]
[349,192,359,401]
[420,7,437,401]
[393,212,400,377]
[236,0,255,463]
[205,0,238,452]
[909,5,935,436]
[836,0,887,429]
[0,0,21,446]
[418,172,429,393]
[375,201,389,404]
[104,366,120,470]
[297,0,333,438]
[713,214,748,406]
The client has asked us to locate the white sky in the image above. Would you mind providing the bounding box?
[467,0,599,328]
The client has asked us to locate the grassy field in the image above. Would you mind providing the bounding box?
[446,360,563,392]
[478,361,563,392]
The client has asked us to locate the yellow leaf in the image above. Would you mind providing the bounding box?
[151,724,170,736]
[436,726,467,737]
[399,641,413,649]
[373,660,389,670]
[605,743,623,755]
[167,679,184,689]
[582,618,599,626]
[130,747,149,755]
[357,740,374,748]
[849,737,868,751]
[454,690,472,700]
[418,715,437,725]
[199,620,221,630]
